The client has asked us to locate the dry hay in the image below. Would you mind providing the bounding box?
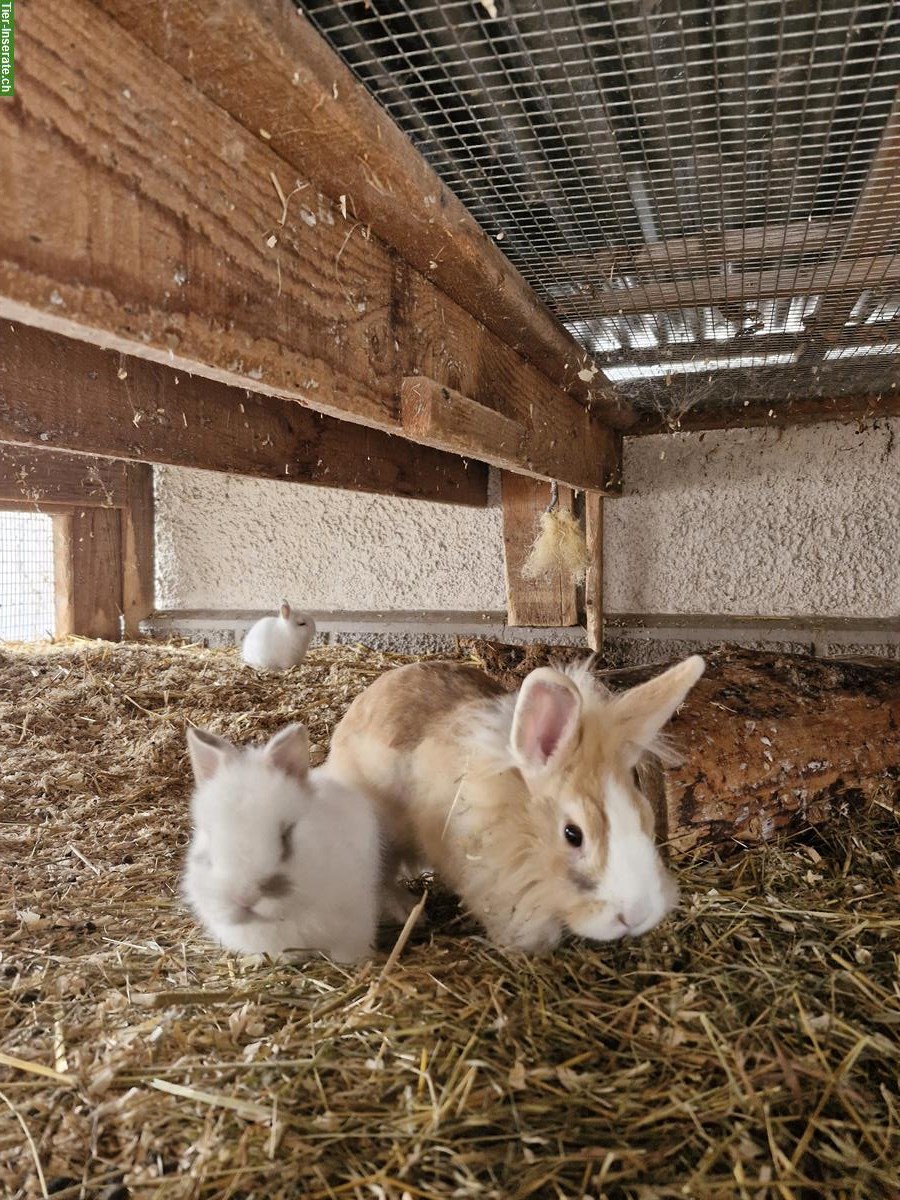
[0,639,898,1200]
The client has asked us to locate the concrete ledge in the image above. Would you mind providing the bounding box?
[140,609,900,663]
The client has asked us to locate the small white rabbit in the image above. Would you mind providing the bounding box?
[241,601,316,671]
[327,656,705,953]
[182,722,379,962]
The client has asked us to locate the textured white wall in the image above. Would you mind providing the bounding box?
[155,418,900,618]
[605,419,900,617]
[154,467,507,611]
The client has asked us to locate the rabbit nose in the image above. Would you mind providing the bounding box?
[618,899,651,931]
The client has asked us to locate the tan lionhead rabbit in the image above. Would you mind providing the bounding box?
[326,655,705,952]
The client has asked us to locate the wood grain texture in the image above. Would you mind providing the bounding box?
[55,507,124,640]
[459,641,900,858]
[400,377,525,467]
[0,0,621,493]
[0,325,487,506]
[95,0,633,431]
[583,492,603,653]
[122,463,154,636]
[634,391,900,434]
[0,446,127,507]
[501,473,578,628]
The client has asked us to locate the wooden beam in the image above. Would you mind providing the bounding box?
[0,446,127,507]
[0,325,487,507]
[555,252,900,320]
[401,377,526,470]
[54,507,124,640]
[94,0,633,431]
[0,0,623,493]
[583,493,603,653]
[633,390,900,434]
[122,463,154,637]
[501,474,578,628]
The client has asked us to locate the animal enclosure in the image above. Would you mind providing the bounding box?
[0,0,898,1197]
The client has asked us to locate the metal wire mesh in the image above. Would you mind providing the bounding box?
[298,0,900,420]
[0,512,55,642]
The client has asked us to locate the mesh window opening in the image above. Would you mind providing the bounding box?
[0,512,55,643]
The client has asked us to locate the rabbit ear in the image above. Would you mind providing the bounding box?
[611,655,705,766]
[187,727,236,784]
[265,723,310,782]
[511,668,582,775]
[279,600,292,619]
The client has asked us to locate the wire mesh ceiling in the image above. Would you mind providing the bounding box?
[298,0,900,422]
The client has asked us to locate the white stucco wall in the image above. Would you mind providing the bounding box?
[155,418,900,618]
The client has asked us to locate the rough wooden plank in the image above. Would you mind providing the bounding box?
[55,507,124,640]
[95,0,633,431]
[501,473,578,628]
[122,463,154,637]
[0,0,621,494]
[633,391,900,434]
[0,446,127,507]
[0,325,487,507]
[459,642,900,857]
[400,377,525,468]
[583,492,603,653]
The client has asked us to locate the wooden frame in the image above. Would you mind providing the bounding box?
[0,0,623,494]
[501,473,578,628]
[2,448,155,640]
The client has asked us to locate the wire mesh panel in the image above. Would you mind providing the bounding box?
[298,0,900,422]
[0,512,55,642]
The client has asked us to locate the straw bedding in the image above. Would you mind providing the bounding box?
[0,639,897,1200]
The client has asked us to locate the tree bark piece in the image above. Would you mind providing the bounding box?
[460,641,900,857]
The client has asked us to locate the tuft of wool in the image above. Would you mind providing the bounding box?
[521,508,592,583]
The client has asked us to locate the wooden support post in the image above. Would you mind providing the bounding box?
[501,473,578,628]
[0,0,623,494]
[53,507,123,640]
[584,492,603,653]
[122,463,155,636]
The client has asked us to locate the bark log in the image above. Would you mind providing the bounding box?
[459,641,900,857]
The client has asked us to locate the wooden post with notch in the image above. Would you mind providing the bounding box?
[501,472,578,628]
[584,492,603,653]
[53,507,123,640]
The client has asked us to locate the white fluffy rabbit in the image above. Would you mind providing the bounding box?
[326,656,705,953]
[241,601,316,671]
[182,722,379,962]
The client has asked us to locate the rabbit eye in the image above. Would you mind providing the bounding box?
[280,823,295,861]
[563,823,583,848]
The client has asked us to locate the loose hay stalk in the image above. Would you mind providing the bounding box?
[0,639,897,1199]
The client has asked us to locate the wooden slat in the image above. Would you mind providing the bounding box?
[501,473,578,628]
[94,0,633,431]
[583,493,603,653]
[0,446,127,507]
[0,325,487,507]
[122,463,154,637]
[54,507,124,640]
[0,0,622,493]
[400,377,525,468]
[634,391,900,434]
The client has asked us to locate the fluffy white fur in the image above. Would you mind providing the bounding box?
[241,601,316,672]
[183,724,379,962]
[327,656,705,953]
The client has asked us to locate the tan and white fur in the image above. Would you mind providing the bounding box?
[326,656,705,952]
